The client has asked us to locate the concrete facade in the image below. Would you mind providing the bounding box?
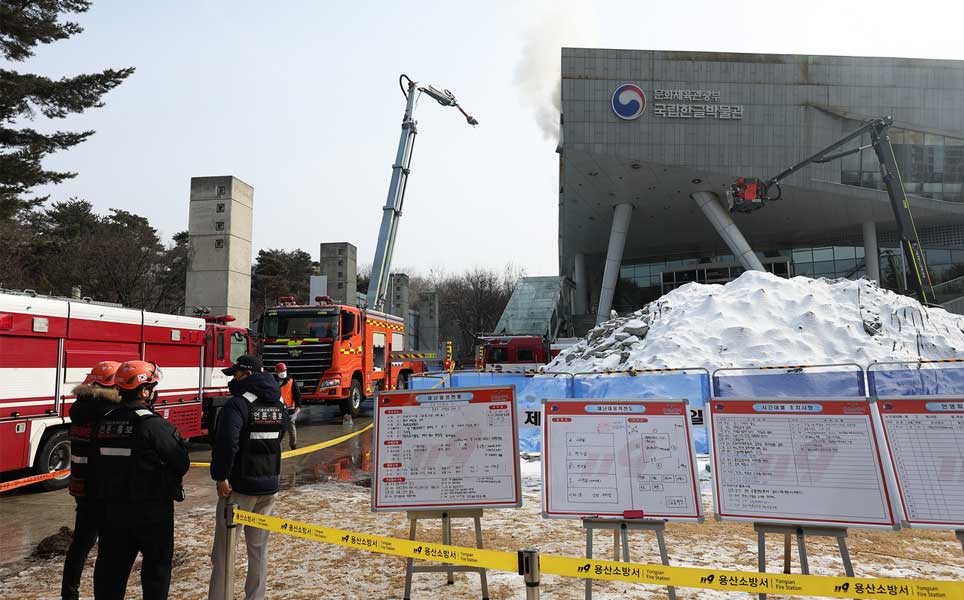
[318,242,357,305]
[185,176,253,325]
[559,49,964,324]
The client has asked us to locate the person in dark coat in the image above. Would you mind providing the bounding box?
[207,354,287,600]
[61,361,120,600]
[92,361,190,600]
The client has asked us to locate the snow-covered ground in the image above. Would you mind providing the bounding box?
[2,474,961,600]
[548,272,964,373]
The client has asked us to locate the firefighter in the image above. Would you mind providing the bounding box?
[208,354,287,600]
[92,361,189,600]
[273,362,301,450]
[61,361,120,600]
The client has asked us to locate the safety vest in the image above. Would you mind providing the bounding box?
[93,405,182,501]
[67,418,96,498]
[238,392,286,479]
[279,379,295,409]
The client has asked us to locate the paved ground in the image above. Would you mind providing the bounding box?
[0,404,374,566]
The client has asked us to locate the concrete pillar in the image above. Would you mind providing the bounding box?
[691,191,765,272]
[573,253,588,315]
[863,221,880,283]
[596,203,633,325]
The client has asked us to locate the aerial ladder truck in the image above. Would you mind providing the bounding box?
[727,116,936,304]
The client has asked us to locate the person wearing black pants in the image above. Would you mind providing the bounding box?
[61,362,120,600]
[92,361,189,600]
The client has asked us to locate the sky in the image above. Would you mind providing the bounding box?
[20,0,964,277]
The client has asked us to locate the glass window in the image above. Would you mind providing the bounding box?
[924,134,944,146]
[487,347,509,363]
[927,248,952,265]
[392,332,404,351]
[841,148,860,172]
[855,246,865,258]
[835,259,858,275]
[860,149,877,172]
[834,246,856,260]
[861,172,882,189]
[262,313,338,338]
[620,266,634,279]
[217,332,225,361]
[372,332,386,372]
[795,263,814,276]
[813,260,836,276]
[945,144,964,184]
[792,249,812,263]
[229,333,248,361]
[812,247,834,262]
[841,171,860,186]
[517,348,536,362]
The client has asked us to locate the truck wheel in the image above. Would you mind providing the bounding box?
[34,429,71,492]
[397,372,410,390]
[340,380,364,418]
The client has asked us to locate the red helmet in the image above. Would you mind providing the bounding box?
[275,362,287,373]
[114,361,163,390]
[83,361,121,386]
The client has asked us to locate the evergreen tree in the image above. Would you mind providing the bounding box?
[0,1,134,219]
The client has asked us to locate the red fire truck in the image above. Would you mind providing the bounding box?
[0,290,251,490]
[257,296,427,417]
[475,335,578,370]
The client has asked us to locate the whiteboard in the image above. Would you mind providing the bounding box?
[371,386,521,511]
[542,399,702,521]
[708,398,897,528]
[876,396,964,529]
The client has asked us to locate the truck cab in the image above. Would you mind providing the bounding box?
[258,296,421,417]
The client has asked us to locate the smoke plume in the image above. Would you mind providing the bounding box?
[515,0,599,141]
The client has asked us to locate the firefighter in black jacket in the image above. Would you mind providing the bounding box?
[207,354,287,600]
[61,361,120,600]
[92,361,190,600]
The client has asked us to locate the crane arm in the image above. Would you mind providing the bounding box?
[726,116,935,304]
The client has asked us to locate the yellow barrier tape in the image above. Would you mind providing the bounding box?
[190,423,373,467]
[233,509,518,572]
[540,555,963,599]
[232,509,964,599]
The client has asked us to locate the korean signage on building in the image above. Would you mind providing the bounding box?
[612,84,744,120]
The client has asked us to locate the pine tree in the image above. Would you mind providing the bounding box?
[0,1,133,220]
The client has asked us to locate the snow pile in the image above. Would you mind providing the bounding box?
[548,271,964,373]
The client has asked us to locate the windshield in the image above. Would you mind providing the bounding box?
[261,313,339,339]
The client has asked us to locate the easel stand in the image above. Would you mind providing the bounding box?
[753,523,854,600]
[956,530,964,556]
[582,518,676,600]
[403,509,489,600]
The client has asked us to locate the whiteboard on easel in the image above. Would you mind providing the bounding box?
[708,398,897,528]
[542,398,702,521]
[371,386,521,512]
[876,396,964,529]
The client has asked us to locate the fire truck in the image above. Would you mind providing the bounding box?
[0,290,251,490]
[475,335,578,370]
[257,295,426,417]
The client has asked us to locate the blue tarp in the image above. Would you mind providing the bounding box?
[712,370,865,399]
[410,371,709,453]
[868,367,964,396]
[573,373,710,453]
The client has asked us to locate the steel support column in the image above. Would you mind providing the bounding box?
[863,221,880,283]
[596,204,633,325]
[691,191,765,272]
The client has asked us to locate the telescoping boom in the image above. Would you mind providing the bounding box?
[368,74,477,312]
[726,116,935,304]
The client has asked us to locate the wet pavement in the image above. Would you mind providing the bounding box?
[0,405,374,567]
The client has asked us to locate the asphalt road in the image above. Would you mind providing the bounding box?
[0,404,374,567]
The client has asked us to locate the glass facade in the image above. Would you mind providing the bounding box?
[840,126,964,203]
[614,245,964,313]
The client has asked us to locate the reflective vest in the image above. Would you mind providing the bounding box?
[93,406,182,501]
[238,392,286,479]
[67,419,96,498]
[279,379,295,409]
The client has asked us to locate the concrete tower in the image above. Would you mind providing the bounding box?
[185,176,253,325]
[318,242,357,305]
